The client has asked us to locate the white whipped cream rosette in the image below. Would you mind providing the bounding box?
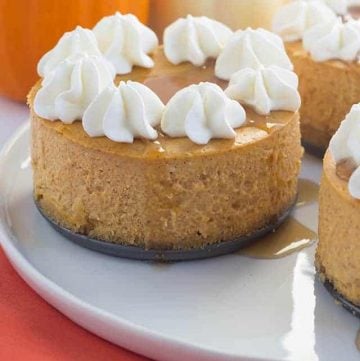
[315,0,357,15]
[225,66,301,115]
[272,1,336,42]
[83,81,164,143]
[163,15,233,66]
[329,103,360,198]
[215,28,293,80]
[34,53,115,123]
[37,26,102,77]
[303,17,360,61]
[93,12,158,74]
[349,0,360,6]
[161,82,246,145]
[320,0,348,15]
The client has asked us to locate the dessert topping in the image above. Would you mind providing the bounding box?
[37,26,102,77]
[225,65,301,115]
[303,17,360,61]
[161,82,246,144]
[336,158,357,180]
[93,12,158,74]
[272,1,336,42]
[215,28,293,80]
[320,0,349,15]
[34,54,115,123]
[163,15,233,66]
[83,81,164,143]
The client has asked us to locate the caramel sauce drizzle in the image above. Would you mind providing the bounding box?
[238,179,318,259]
[296,179,319,206]
[336,158,357,182]
[238,218,316,259]
[143,69,287,136]
[144,59,226,104]
[125,55,289,137]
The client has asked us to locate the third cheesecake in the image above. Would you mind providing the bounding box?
[273,1,360,151]
[318,104,360,306]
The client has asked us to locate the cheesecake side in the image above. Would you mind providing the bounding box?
[286,41,360,151]
[317,151,360,306]
[30,89,302,250]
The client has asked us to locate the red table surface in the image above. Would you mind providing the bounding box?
[0,247,151,361]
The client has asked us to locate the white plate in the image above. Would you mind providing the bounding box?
[0,123,359,361]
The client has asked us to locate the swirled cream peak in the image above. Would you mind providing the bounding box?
[161,82,246,144]
[34,54,115,123]
[215,28,293,80]
[272,1,336,42]
[93,12,158,74]
[303,17,360,61]
[329,103,360,198]
[37,26,102,77]
[225,66,301,115]
[163,15,233,66]
[318,0,349,15]
[83,81,164,143]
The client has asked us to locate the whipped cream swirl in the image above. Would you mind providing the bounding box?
[329,103,360,198]
[303,17,360,61]
[317,0,349,15]
[161,82,246,144]
[312,0,360,15]
[83,81,164,143]
[93,12,158,74]
[215,28,293,80]
[34,54,115,123]
[225,66,301,115]
[272,1,336,42]
[37,26,102,77]
[163,15,233,66]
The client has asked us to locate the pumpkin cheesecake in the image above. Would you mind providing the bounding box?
[317,104,360,306]
[29,13,303,252]
[273,1,360,152]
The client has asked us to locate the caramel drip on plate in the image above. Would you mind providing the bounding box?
[152,179,319,263]
[238,218,316,259]
[336,158,357,182]
[239,179,318,259]
[296,179,319,206]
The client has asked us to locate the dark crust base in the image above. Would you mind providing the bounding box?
[301,141,326,159]
[319,274,360,319]
[35,198,296,262]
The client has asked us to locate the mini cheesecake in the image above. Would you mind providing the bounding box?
[286,41,360,152]
[273,1,360,153]
[318,151,360,306]
[317,104,360,307]
[29,49,303,251]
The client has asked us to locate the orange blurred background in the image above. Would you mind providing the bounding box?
[0,0,149,102]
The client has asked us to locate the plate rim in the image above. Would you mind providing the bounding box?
[0,122,272,361]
